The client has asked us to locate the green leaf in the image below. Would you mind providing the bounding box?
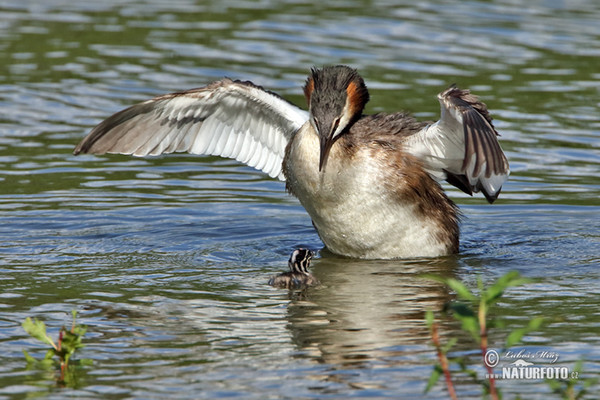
[583,377,599,389]
[487,317,505,330]
[485,271,533,306]
[572,359,583,374]
[461,316,480,341]
[424,364,443,393]
[23,350,36,364]
[422,274,477,301]
[22,317,57,350]
[61,329,86,353]
[421,274,475,300]
[449,303,480,341]
[442,337,457,354]
[40,350,55,367]
[462,367,479,381]
[505,331,523,349]
[23,349,56,368]
[448,302,475,318]
[44,349,55,360]
[446,278,477,301]
[425,310,434,328]
[546,379,562,390]
[79,358,94,366]
[74,325,87,337]
[505,317,544,348]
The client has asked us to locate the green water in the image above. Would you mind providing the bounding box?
[1,1,599,399]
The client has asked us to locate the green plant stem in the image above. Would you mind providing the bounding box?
[567,385,574,400]
[431,321,458,400]
[479,299,498,400]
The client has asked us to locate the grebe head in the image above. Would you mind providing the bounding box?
[303,66,369,171]
[288,248,314,275]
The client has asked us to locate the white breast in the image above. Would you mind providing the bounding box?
[284,123,451,259]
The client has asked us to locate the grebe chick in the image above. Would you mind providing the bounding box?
[269,249,319,289]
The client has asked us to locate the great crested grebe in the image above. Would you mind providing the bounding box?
[74,65,509,259]
[268,248,318,289]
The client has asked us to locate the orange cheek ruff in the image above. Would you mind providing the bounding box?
[303,77,314,105]
[346,80,363,116]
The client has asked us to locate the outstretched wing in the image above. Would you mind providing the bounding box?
[73,79,309,180]
[404,86,509,203]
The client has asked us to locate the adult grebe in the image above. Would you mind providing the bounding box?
[74,65,509,259]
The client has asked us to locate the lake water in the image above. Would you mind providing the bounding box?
[1,0,599,398]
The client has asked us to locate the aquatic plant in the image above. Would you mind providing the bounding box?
[424,270,597,399]
[22,310,91,385]
[545,360,597,400]
[424,271,542,399]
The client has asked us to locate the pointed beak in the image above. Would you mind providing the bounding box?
[319,135,335,172]
[318,118,341,172]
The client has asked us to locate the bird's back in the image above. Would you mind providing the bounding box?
[347,112,427,141]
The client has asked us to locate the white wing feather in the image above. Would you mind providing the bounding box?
[404,87,509,202]
[74,79,309,180]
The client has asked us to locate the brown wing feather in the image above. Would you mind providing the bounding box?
[439,87,509,202]
[441,87,508,179]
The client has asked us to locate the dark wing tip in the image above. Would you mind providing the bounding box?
[481,185,501,204]
[446,171,501,204]
[444,171,473,197]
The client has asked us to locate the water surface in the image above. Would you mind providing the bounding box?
[1,1,599,398]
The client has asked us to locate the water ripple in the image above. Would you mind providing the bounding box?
[1,0,599,398]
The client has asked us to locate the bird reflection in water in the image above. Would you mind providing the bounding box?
[282,254,460,390]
